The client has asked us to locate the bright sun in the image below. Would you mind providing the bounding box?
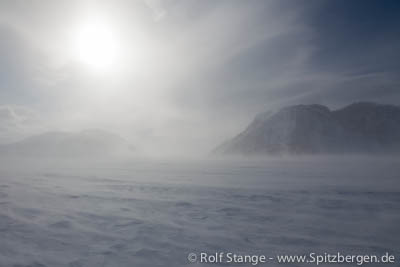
[74,19,119,71]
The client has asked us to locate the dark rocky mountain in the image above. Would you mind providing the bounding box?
[214,102,400,155]
[0,129,135,158]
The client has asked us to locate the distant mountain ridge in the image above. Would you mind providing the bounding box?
[0,129,135,157]
[214,102,400,155]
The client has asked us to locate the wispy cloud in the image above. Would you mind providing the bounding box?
[0,0,399,154]
[144,0,167,21]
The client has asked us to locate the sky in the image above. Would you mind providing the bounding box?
[0,0,399,155]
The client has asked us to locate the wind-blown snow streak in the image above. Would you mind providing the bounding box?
[0,157,399,266]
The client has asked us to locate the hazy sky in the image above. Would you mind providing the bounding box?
[0,0,399,155]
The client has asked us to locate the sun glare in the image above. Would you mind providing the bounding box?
[74,19,119,71]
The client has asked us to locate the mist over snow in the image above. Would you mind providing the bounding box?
[0,1,400,156]
[0,129,136,159]
[1,1,400,266]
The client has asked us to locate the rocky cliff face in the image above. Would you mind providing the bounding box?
[214,102,400,155]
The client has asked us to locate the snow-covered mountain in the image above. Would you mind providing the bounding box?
[0,129,135,158]
[214,102,400,155]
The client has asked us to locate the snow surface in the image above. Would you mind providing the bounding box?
[0,157,399,266]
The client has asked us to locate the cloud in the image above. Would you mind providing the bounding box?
[144,0,167,21]
[0,0,399,154]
